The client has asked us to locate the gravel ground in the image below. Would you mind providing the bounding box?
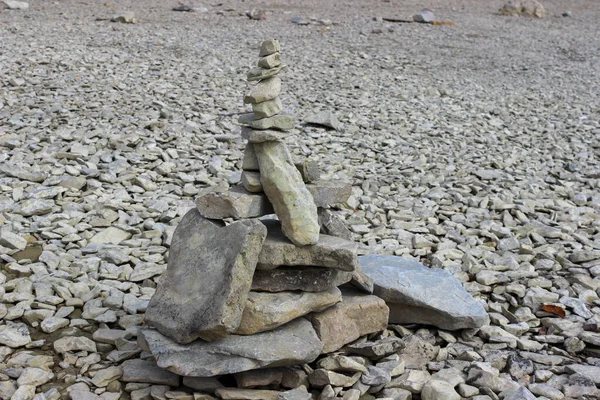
[1,0,600,399]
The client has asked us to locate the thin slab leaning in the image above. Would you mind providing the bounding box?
[359,255,489,330]
[138,318,323,377]
[256,220,358,271]
[144,209,267,343]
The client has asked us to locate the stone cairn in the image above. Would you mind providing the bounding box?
[137,40,488,400]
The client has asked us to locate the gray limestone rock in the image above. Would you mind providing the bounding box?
[251,266,352,292]
[259,39,280,56]
[145,208,267,343]
[258,53,282,69]
[196,185,273,219]
[250,114,295,131]
[307,181,352,207]
[252,97,283,119]
[359,255,489,330]
[254,141,319,246]
[242,143,260,171]
[236,288,342,335]
[242,127,292,143]
[244,77,281,104]
[305,110,342,131]
[121,359,180,386]
[247,65,287,82]
[138,318,323,377]
[317,208,353,241]
[242,171,263,193]
[257,219,357,271]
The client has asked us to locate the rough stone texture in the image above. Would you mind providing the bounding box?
[251,266,352,292]
[305,110,342,130]
[196,185,273,219]
[360,255,489,330]
[252,98,282,119]
[498,0,545,18]
[242,171,263,193]
[138,318,323,377]
[247,65,287,81]
[242,143,260,171]
[294,160,321,183]
[254,141,319,246]
[236,287,342,335]
[307,181,352,207]
[310,292,389,353]
[0,322,31,348]
[257,219,357,271]
[244,77,281,104]
[242,126,292,143]
[216,388,281,400]
[121,359,180,386]
[145,208,267,343]
[249,114,295,131]
[317,209,353,241]
[259,39,280,56]
[258,53,282,69]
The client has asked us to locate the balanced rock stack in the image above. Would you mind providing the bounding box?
[139,39,390,394]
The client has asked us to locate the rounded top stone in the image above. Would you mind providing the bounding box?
[259,39,280,57]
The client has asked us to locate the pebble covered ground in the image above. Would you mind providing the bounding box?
[1,0,600,399]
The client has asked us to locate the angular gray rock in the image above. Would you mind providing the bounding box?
[254,141,319,246]
[305,110,342,131]
[359,255,489,330]
[145,208,267,343]
[138,318,323,377]
[256,220,357,271]
[121,359,180,386]
[235,288,342,335]
[242,126,291,144]
[196,186,273,219]
[244,77,281,104]
[251,267,352,292]
[306,181,352,208]
[248,114,295,131]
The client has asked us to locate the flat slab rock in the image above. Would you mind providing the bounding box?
[145,208,267,343]
[251,266,352,292]
[256,219,358,271]
[311,292,389,353]
[359,255,489,330]
[138,318,323,377]
[235,287,342,335]
[196,185,273,219]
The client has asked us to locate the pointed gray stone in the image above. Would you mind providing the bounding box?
[138,318,323,377]
[244,77,281,104]
[254,141,319,246]
[145,208,267,343]
[256,220,357,271]
[359,255,489,330]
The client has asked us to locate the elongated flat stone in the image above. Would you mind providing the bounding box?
[244,77,281,104]
[235,288,342,335]
[258,53,281,68]
[360,255,489,330]
[247,65,287,82]
[307,181,352,207]
[251,267,352,292]
[242,127,291,143]
[196,185,273,219]
[311,293,389,353]
[138,318,323,377]
[253,97,282,119]
[145,209,267,343]
[254,141,319,246]
[257,220,356,270]
[216,388,280,400]
[250,114,295,131]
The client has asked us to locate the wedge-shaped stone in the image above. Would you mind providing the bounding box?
[257,220,356,270]
[251,266,352,292]
[242,171,263,193]
[242,127,291,143]
[145,209,267,343]
[244,77,281,104]
[294,160,320,183]
[258,52,282,68]
[251,114,295,131]
[236,288,342,335]
[138,318,323,377]
[196,185,273,219]
[247,65,287,81]
[253,97,282,119]
[307,181,352,207]
[359,255,489,330]
[242,143,259,171]
[254,141,319,246]
[259,39,280,56]
[311,292,389,353]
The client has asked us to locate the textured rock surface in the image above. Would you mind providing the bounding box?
[145,208,267,343]
[257,219,357,270]
[251,266,352,292]
[196,185,273,219]
[236,287,342,334]
[306,180,352,207]
[311,292,389,353]
[138,318,323,377]
[244,77,281,104]
[360,255,489,330]
[254,141,319,246]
